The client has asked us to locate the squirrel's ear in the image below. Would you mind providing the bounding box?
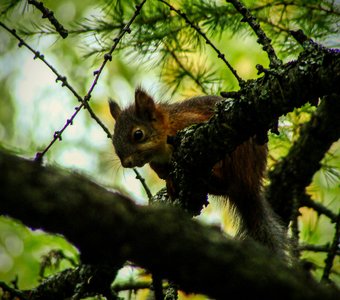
[108,99,122,120]
[135,87,156,120]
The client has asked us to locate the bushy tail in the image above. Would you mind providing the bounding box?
[212,139,289,259]
[232,192,289,260]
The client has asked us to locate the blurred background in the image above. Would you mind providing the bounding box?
[0,0,339,298]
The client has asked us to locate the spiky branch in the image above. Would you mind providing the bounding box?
[27,0,68,38]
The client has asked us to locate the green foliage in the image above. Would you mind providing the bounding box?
[0,0,23,16]
[0,0,339,298]
[0,216,79,289]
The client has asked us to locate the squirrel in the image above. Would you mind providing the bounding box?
[109,87,287,256]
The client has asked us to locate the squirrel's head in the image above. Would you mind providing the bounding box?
[109,88,171,168]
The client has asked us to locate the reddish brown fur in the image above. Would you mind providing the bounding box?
[110,88,287,256]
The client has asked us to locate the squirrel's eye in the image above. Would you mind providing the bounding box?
[133,129,144,142]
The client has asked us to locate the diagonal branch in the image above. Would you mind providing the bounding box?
[87,0,147,113]
[226,0,281,68]
[169,40,339,214]
[27,0,68,38]
[0,21,111,160]
[0,1,147,160]
[0,151,338,299]
[163,43,209,94]
[1,1,151,202]
[300,194,337,223]
[322,213,340,283]
[159,0,244,87]
[266,94,340,223]
[38,0,147,160]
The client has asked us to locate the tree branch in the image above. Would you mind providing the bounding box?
[7,264,119,300]
[226,0,282,68]
[169,39,339,215]
[266,94,340,223]
[159,0,244,86]
[0,0,147,161]
[322,213,340,283]
[299,243,340,256]
[27,0,68,38]
[300,194,338,223]
[0,20,111,160]
[0,151,338,299]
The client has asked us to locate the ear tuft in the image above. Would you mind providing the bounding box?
[108,99,122,120]
[135,87,156,120]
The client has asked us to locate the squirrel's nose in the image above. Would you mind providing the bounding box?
[122,157,134,168]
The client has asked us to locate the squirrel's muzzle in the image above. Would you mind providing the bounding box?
[122,156,134,168]
[122,156,145,168]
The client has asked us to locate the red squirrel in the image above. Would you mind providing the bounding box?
[109,87,286,255]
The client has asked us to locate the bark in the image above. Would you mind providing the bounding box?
[0,151,339,299]
[169,39,340,215]
[266,94,340,223]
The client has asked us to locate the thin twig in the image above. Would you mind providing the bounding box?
[133,168,153,202]
[0,21,112,162]
[163,43,209,94]
[290,191,301,259]
[299,243,340,256]
[300,194,337,223]
[226,0,282,68]
[39,249,78,280]
[322,212,340,283]
[252,1,340,17]
[90,0,151,200]
[159,0,244,87]
[0,0,147,159]
[87,0,147,110]
[27,0,68,38]
[80,0,147,142]
[1,1,152,198]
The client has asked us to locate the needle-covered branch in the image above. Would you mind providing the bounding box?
[0,151,338,299]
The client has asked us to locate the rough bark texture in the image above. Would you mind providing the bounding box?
[0,151,339,300]
[169,40,340,216]
[266,94,340,223]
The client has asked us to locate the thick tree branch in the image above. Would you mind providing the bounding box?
[0,151,338,299]
[169,40,339,215]
[7,264,119,300]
